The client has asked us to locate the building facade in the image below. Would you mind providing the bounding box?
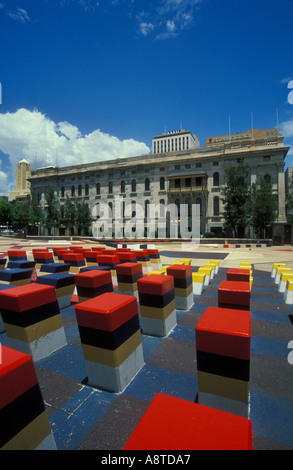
[29,128,290,240]
[9,158,31,202]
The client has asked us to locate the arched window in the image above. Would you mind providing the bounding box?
[85,184,89,196]
[131,179,136,193]
[145,178,150,191]
[214,196,220,216]
[109,182,113,194]
[264,174,271,184]
[96,183,100,195]
[159,199,165,217]
[160,177,165,190]
[132,200,136,217]
[121,180,125,193]
[78,184,82,197]
[185,198,192,217]
[213,172,219,187]
[71,186,75,197]
[145,199,150,217]
[196,197,202,216]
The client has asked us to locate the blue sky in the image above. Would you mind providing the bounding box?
[0,0,293,195]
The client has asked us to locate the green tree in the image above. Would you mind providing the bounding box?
[220,161,251,237]
[44,185,60,235]
[74,198,92,235]
[286,174,293,223]
[0,200,12,227]
[29,190,44,227]
[251,175,277,238]
[63,195,76,234]
[10,201,30,233]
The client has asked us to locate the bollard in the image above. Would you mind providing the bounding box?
[0,268,33,286]
[147,249,162,271]
[36,272,76,309]
[227,268,250,283]
[198,267,212,286]
[0,345,57,450]
[133,250,152,275]
[74,292,144,392]
[166,264,193,310]
[7,250,27,261]
[0,283,67,361]
[137,274,176,337]
[74,270,113,302]
[192,272,206,295]
[196,306,251,418]
[62,253,86,274]
[96,255,120,287]
[38,262,70,276]
[218,280,250,311]
[124,393,252,450]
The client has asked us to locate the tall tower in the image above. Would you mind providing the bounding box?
[8,159,31,202]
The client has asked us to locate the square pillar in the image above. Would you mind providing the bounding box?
[133,250,152,275]
[147,249,162,270]
[166,264,193,310]
[195,306,251,418]
[218,281,250,310]
[0,268,33,286]
[137,274,176,336]
[227,268,250,283]
[74,270,113,302]
[74,292,144,392]
[36,272,76,309]
[62,253,86,274]
[0,345,56,450]
[0,283,67,361]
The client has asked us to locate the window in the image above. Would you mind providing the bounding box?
[213,172,219,187]
[196,197,202,216]
[185,178,191,187]
[264,174,271,184]
[159,199,165,217]
[109,182,113,194]
[196,163,202,168]
[175,179,181,188]
[160,177,165,190]
[213,196,220,216]
[131,201,136,217]
[78,184,82,197]
[121,180,125,193]
[145,200,150,217]
[131,179,136,193]
[145,178,150,191]
[96,183,100,195]
[213,161,219,166]
[185,198,192,217]
[175,199,180,217]
[71,186,75,197]
[196,177,202,187]
[61,186,65,198]
[263,155,271,161]
[85,184,89,196]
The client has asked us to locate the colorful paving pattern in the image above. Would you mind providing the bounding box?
[1,242,293,451]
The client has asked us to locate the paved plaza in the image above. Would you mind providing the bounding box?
[1,237,293,451]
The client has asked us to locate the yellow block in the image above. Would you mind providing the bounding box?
[210,260,220,266]
[287,280,293,291]
[273,263,286,270]
[276,267,291,275]
[250,277,253,288]
[198,267,212,275]
[281,273,293,283]
[180,259,191,265]
[161,266,168,274]
[192,273,206,283]
[148,270,162,275]
[240,261,251,267]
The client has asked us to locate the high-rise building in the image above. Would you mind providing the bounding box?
[9,159,31,202]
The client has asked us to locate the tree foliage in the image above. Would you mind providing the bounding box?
[250,175,277,237]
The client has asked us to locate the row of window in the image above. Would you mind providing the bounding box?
[153,136,190,153]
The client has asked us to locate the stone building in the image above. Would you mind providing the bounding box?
[9,159,31,202]
[29,127,290,240]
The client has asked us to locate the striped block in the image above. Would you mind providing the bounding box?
[36,273,76,309]
[210,260,220,274]
[74,292,144,392]
[117,252,137,264]
[192,273,206,295]
[204,263,215,279]
[33,250,54,271]
[218,281,250,311]
[137,274,176,337]
[97,255,120,287]
[0,268,32,286]
[0,284,67,361]
[124,393,252,450]
[133,250,152,275]
[38,262,70,276]
[284,280,293,305]
[74,270,113,302]
[195,306,251,418]
[84,250,100,266]
[275,267,291,285]
[227,268,250,283]
[198,267,212,286]
[147,249,162,270]
[62,253,86,274]
[166,264,193,310]
[116,262,143,311]
[0,284,15,333]
[0,258,7,270]
[278,272,293,293]
[7,260,36,272]
[0,346,56,450]
[7,250,27,261]
[271,263,286,278]
[53,248,70,263]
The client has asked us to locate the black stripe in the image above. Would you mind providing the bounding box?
[1,300,61,328]
[79,266,112,273]
[196,350,250,381]
[117,272,143,284]
[78,314,140,350]
[138,288,175,308]
[218,302,250,311]
[0,384,45,448]
[173,275,192,289]
[76,282,113,298]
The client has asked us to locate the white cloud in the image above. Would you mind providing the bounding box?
[139,22,155,36]
[0,108,150,191]
[280,120,293,139]
[7,8,31,23]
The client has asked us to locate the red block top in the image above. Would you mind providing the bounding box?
[124,393,252,450]
[218,280,250,293]
[0,283,57,312]
[63,253,84,261]
[137,274,174,295]
[167,265,192,278]
[116,262,143,275]
[74,270,112,288]
[195,306,251,360]
[7,250,27,257]
[227,268,250,275]
[96,255,120,264]
[33,250,53,259]
[0,346,39,409]
[116,248,131,252]
[74,292,138,331]
[133,250,149,258]
[117,253,136,261]
[91,247,106,251]
[146,249,159,255]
